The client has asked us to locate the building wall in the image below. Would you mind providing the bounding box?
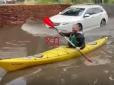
[0,4,70,27]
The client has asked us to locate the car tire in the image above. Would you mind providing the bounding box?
[100,19,106,27]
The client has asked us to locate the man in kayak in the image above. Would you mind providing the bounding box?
[59,24,85,50]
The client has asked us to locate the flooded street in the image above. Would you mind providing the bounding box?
[0,18,114,85]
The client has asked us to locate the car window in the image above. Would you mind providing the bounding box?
[93,7,103,13]
[85,8,96,15]
[60,8,85,16]
[85,7,103,15]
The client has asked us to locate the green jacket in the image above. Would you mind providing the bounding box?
[60,32,85,49]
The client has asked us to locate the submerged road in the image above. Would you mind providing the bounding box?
[0,18,114,85]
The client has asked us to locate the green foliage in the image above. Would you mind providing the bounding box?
[34,0,58,3]
[72,0,92,4]
[103,0,114,4]
[33,0,92,4]
[109,0,114,4]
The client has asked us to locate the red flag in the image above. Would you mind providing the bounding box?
[43,17,55,29]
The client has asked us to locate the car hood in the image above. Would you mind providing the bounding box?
[50,15,81,23]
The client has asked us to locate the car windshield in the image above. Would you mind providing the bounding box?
[60,7,85,16]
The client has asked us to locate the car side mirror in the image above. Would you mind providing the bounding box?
[84,14,90,18]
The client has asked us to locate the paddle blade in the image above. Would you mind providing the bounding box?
[43,17,55,29]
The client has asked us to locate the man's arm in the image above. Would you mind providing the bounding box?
[78,34,85,49]
[59,32,71,37]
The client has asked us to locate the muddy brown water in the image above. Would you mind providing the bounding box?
[0,20,114,85]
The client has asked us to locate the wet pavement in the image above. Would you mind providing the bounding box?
[0,18,114,85]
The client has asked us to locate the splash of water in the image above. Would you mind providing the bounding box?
[84,56,111,66]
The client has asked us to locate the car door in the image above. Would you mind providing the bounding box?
[92,7,104,26]
[82,8,97,29]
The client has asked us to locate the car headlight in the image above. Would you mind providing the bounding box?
[62,23,69,25]
[53,23,60,26]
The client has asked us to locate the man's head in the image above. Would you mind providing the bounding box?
[72,24,81,32]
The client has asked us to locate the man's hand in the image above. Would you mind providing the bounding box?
[58,30,63,36]
[58,30,62,33]
[75,47,80,50]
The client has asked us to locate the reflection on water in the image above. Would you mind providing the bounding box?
[5,77,26,85]
[0,35,52,59]
[0,47,27,59]
[0,25,114,85]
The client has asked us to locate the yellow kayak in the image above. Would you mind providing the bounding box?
[0,37,108,72]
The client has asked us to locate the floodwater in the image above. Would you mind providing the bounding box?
[0,18,114,85]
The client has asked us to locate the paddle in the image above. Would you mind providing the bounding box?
[43,17,93,63]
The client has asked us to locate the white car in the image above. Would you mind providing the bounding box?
[50,4,108,32]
